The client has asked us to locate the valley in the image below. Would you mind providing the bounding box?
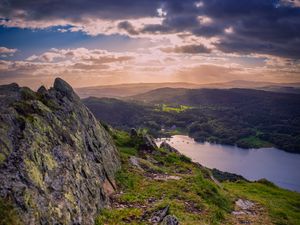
[83,87,300,153]
[1,79,300,225]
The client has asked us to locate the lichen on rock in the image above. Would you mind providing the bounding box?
[0,78,120,225]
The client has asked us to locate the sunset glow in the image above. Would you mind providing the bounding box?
[0,0,300,88]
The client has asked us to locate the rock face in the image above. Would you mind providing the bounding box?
[0,78,120,224]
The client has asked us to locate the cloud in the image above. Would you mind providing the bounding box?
[1,0,300,58]
[0,45,298,89]
[0,47,17,54]
[140,0,300,59]
[118,21,139,35]
[175,64,245,84]
[26,48,134,63]
[0,0,161,21]
[281,0,300,7]
[0,47,135,88]
[0,0,300,87]
[161,44,212,54]
[0,46,18,57]
[174,62,300,84]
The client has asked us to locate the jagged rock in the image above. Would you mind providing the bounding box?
[37,85,47,95]
[150,205,169,223]
[53,77,80,101]
[161,215,179,225]
[160,141,180,154]
[139,134,158,152]
[0,78,120,225]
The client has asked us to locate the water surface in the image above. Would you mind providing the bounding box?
[156,135,300,192]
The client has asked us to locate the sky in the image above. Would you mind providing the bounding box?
[0,0,300,88]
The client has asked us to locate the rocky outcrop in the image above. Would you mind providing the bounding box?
[150,205,170,223]
[138,134,158,152]
[211,168,247,182]
[162,215,179,225]
[150,205,179,225]
[0,78,120,224]
[160,141,180,154]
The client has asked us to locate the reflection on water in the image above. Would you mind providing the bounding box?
[156,135,300,192]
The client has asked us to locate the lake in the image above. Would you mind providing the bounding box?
[156,135,300,192]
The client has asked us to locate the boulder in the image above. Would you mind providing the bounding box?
[150,205,169,223]
[0,78,120,225]
[53,77,80,101]
[161,215,179,225]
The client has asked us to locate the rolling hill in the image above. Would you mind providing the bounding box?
[76,80,300,98]
[84,88,300,153]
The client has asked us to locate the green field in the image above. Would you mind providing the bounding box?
[155,104,193,113]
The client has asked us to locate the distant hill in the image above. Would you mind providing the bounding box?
[128,87,300,108]
[83,97,149,130]
[85,88,300,153]
[257,85,300,94]
[76,82,200,98]
[199,80,300,90]
[76,80,300,98]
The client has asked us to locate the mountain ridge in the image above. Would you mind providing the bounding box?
[76,80,300,98]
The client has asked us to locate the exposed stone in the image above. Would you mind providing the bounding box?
[235,199,255,210]
[232,199,256,216]
[0,78,120,225]
[129,156,143,171]
[153,175,181,181]
[150,205,169,223]
[160,141,180,154]
[53,77,80,101]
[161,215,179,225]
[211,168,247,182]
[139,134,158,152]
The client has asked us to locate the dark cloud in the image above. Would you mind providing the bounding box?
[118,21,139,35]
[0,0,162,20]
[216,34,300,59]
[152,0,300,58]
[161,44,212,54]
[1,0,300,58]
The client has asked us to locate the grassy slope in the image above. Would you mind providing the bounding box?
[96,130,233,225]
[224,181,300,225]
[95,130,300,225]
